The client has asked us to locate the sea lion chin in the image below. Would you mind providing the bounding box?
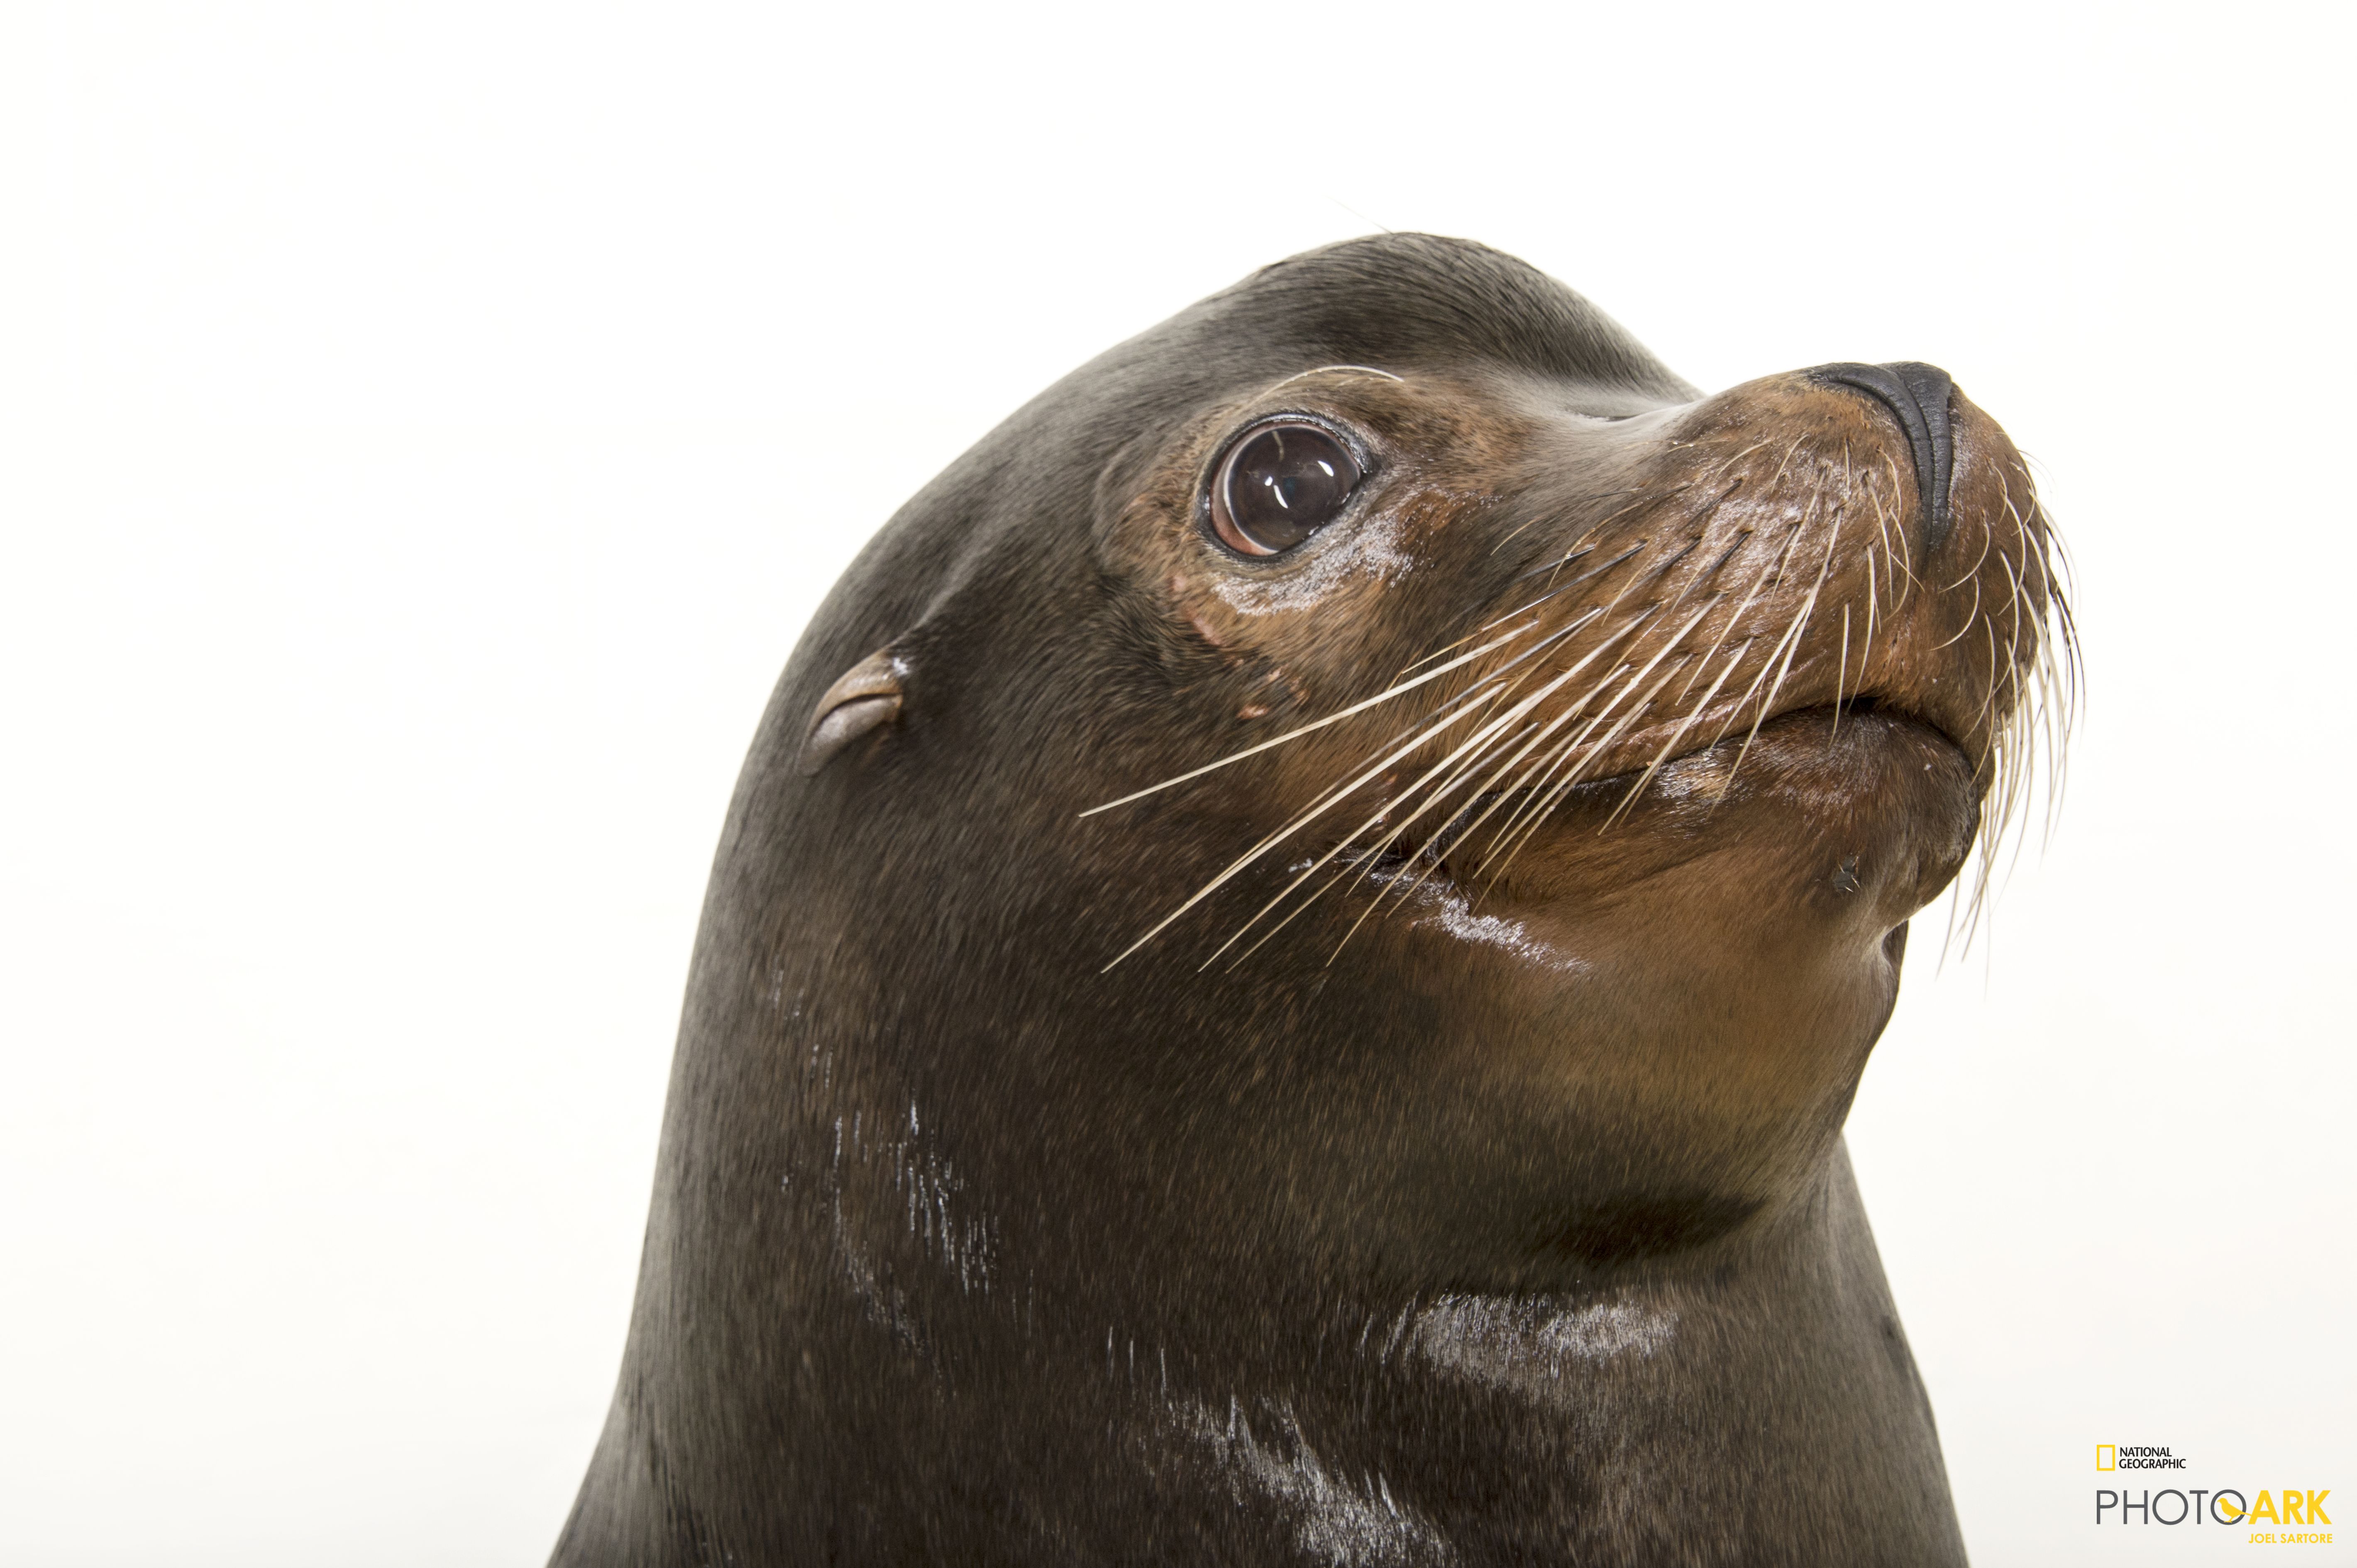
[553,234,2074,1567]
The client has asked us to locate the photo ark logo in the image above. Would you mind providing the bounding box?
[2093,1440,2334,1543]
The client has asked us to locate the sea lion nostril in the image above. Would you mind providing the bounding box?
[1805,360,1958,557]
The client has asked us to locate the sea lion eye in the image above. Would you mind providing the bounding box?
[1209,422,1363,557]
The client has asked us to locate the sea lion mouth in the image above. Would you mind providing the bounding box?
[1402,699,1973,872]
[1092,645,2011,972]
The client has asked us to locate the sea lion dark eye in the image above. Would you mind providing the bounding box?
[1210,422,1363,557]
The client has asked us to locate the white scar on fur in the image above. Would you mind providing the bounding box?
[1177,1397,1453,1567]
[1420,882,1589,973]
[1404,1295,1680,1391]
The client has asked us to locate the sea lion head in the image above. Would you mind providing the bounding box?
[758,233,2071,1302]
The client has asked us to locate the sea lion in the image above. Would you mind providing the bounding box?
[551,234,2072,1566]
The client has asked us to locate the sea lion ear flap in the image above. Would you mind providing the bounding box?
[798,646,906,776]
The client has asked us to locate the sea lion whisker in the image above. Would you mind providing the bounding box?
[1264,363,1404,390]
[1340,695,1624,943]
[1675,517,1799,700]
[1403,608,1613,737]
[1591,482,1693,533]
[2038,542,2079,752]
[1948,499,2082,968]
[1712,514,1841,794]
[1471,698,1624,874]
[1873,455,1920,606]
[1228,643,1625,959]
[1861,486,1898,612]
[2035,629,2075,846]
[1516,539,1642,588]
[1390,607,1607,764]
[1576,666,1715,835]
[1475,606,1709,871]
[1761,494,1820,591]
[1861,543,1881,690]
[1198,657,1618,967]
[1603,638,1756,827]
[1970,617,2008,778]
[1837,441,1881,695]
[1223,854,1371,971]
[1372,611,1616,825]
[1689,477,1745,519]
[1373,696,1619,914]
[1428,596,1717,858]
[1470,594,1716,858]
[1600,597,1720,710]
[2046,571,2085,720]
[1464,605,1611,687]
[1487,489,1647,554]
[1488,519,1583,561]
[1942,501,1997,593]
[1493,661,1690,867]
[1226,821,1468,972]
[1508,549,1602,613]
[2030,682,2058,829]
[1951,737,2018,961]
[1441,652,1661,884]
[1472,627,1686,869]
[1996,549,2027,705]
[1854,444,1893,556]
[1669,583,1757,706]
[1719,619,1810,798]
[1424,583,1605,665]
[1929,572,1981,651]
[1131,688,1516,974]
[1081,627,1530,817]
[1995,487,2043,702]
[1935,878,1969,969]
[1700,607,1805,754]
[1997,466,2029,538]
[1708,439,1773,476]
[2052,579,2083,711]
[1832,603,1851,739]
[1699,529,1752,583]
[1397,614,1540,675]
[1966,608,2005,762]
[1470,707,1637,879]
[1356,702,1560,877]
[2014,579,2065,828]
[1100,684,1516,969]
[1621,536,1703,614]
[1989,738,2037,905]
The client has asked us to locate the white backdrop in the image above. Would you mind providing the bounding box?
[2,3,2349,1563]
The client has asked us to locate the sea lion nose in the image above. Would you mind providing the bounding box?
[1805,361,1957,556]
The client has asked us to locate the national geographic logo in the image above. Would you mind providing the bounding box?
[2098,1443,2187,1471]
[2094,1441,2333,1541]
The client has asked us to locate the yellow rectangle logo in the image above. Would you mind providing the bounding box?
[2096,1445,2116,1471]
